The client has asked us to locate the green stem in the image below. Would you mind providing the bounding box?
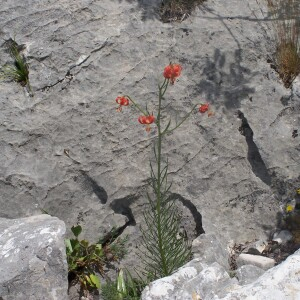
[160,78,169,98]
[124,95,148,116]
[166,103,198,135]
[155,81,168,276]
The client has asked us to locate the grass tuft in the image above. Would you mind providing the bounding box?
[0,38,33,95]
[160,0,206,23]
[267,0,300,87]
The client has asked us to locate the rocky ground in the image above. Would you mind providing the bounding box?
[0,0,299,299]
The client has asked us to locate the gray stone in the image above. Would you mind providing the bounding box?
[192,233,229,269]
[272,230,293,245]
[235,265,265,285]
[236,253,275,270]
[0,215,68,300]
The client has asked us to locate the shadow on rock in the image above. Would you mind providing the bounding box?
[79,171,108,204]
[237,110,271,186]
[168,193,205,237]
[109,195,138,226]
[194,48,255,110]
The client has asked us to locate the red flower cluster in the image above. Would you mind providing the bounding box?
[116,96,129,112]
[199,103,209,113]
[115,64,214,134]
[138,114,155,132]
[163,63,182,84]
[199,103,214,117]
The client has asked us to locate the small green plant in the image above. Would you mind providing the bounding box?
[0,39,32,95]
[101,269,145,300]
[65,225,103,290]
[266,0,300,87]
[160,0,206,22]
[66,225,128,294]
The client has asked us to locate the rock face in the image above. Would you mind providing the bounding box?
[0,215,68,300]
[0,0,299,287]
[142,246,300,300]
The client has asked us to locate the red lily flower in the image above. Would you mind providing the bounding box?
[163,63,182,85]
[116,96,129,112]
[199,103,214,117]
[199,103,209,113]
[138,114,155,132]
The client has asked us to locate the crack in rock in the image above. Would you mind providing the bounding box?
[36,39,109,92]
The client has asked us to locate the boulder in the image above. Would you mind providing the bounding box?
[142,248,300,300]
[0,215,68,300]
[141,259,238,300]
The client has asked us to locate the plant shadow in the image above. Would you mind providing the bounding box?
[190,48,256,110]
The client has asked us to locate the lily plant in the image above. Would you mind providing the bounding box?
[115,63,213,280]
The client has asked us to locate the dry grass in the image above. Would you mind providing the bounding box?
[267,0,300,87]
[160,0,206,23]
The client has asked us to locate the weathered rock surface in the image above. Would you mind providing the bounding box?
[142,248,300,300]
[0,215,68,300]
[192,233,229,269]
[235,264,265,285]
[0,0,299,288]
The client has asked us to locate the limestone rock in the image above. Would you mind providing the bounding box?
[235,265,265,285]
[192,233,229,269]
[142,249,300,300]
[0,215,68,300]
[141,260,238,300]
[236,253,275,270]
